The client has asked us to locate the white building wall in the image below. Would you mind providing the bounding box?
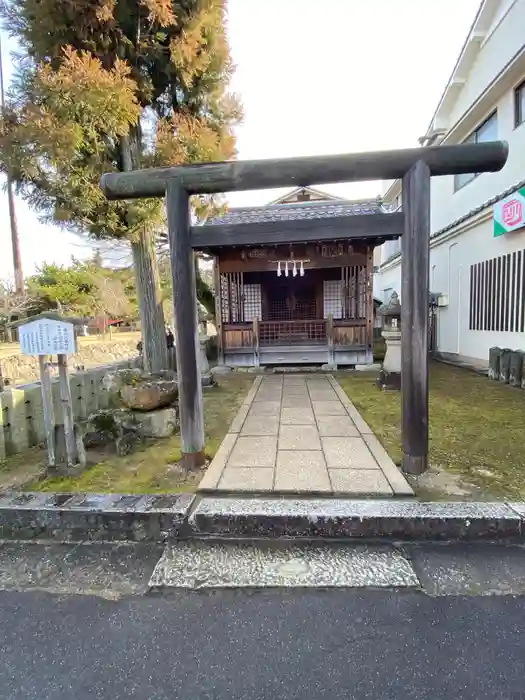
[375,0,525,367]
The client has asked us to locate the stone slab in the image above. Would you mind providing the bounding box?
[227,436,277,468]
[405,542,525,596]
[240,415,279,436]
[282,376,308,385]
[317,415,360,437]
[322,437,379,469]
[280,407,316,425]
[149,541,419,589]
[363,434,414,496]
[218,467,274,492]
[279,425,321,450]
[275,451,331,493]
[281,395,309,407]
[0,491,195,541]
[254,390,282,402]
[0,541,164,598]
[308,389,338,401]
[198,433,238,490]
[328,377,373,434]
[312,400,347,416]
[329,469,393,496]
[282,385,309,396]
[190,499,522,540]
[248,401,281,416]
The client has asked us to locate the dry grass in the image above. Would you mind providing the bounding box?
[0,374,253,494]
[337,361,525,500]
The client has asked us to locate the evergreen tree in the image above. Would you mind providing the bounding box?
[0,0,241,371]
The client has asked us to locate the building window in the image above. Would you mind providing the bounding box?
[454,112,498,191]
[469,250,525,332]
[515,79,525,128]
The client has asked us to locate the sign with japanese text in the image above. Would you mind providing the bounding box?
[18,318,77,356]
[493,188,525,237]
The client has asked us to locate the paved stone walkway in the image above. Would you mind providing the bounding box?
[198,374,414,497]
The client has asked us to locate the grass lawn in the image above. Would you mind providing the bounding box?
[0,374,254,494]
[337,361,525,500]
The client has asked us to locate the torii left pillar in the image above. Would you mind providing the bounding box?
[166,180,205,470]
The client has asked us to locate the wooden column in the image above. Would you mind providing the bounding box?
[38,355,55,468]
[326,314,334,365]
[365,247,374,363]
[213,258,224,365]
[166,180,205,469]
[401,160,431,475]
[253,318,260,367]
[57,354,77,467]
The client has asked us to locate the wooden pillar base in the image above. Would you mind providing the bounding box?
[181,450,206,472]
[402,454,427,475]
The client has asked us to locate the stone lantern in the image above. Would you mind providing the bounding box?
[377,291,401,390]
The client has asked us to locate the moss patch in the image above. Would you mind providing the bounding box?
[337,362,525,500]
[1,374,253,494]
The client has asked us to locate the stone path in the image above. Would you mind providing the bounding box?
[198,374,413,497]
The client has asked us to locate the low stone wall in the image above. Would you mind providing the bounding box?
[0,357,140,460]
[1,337,140,387]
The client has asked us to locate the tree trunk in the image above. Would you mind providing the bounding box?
[120,133,167,374]
[131,227,168,373]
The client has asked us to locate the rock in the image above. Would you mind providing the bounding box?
[499,349,512,383]
[509,351,524,387]
[102,368,143,393]
[321,363,338,371]
[355,363,381,371]
[488,347,501,380]
[116,432,139,456]
[120,379,178,411]
[83,429,115,449]
[211,365,232,375]
[128,407,179,438]
[201,373,215,387]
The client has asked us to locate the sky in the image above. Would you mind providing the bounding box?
[0,0,482,281]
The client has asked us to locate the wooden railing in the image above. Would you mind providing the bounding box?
[258,319,326,346]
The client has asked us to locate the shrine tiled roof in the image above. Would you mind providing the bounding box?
[207,198,387,226]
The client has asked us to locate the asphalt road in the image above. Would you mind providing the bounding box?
[1,588,525,700]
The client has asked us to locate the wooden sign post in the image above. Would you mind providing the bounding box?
[13,312,81,470]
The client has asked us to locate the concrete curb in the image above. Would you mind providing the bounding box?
[2,492,525,542]
[0,491,195,542]
[190,498,525,541]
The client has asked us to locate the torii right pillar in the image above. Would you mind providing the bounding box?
[401,159,431,475]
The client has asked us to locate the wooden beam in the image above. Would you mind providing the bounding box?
[191,212,404,249]
[365,245,374,362]
[100,141,508,199]
[166,181,205,470]
[401,160,430,475]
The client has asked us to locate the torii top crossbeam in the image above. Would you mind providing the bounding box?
[100,141,508,199]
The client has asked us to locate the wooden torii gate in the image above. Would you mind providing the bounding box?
[100,141,508,474]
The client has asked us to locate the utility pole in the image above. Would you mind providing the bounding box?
[0,34,24,295]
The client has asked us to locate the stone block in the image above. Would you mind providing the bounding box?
[190,499,522,540]
[228,436,277,468]
[0,389,29,455]
[275,451,330,492]
[218,467,274,492]
[329,469,393,496]
[129,407,179,438]
[499,348,512,383]
[240,415,279,436]
[509,351,525,388]
[279,425,321,450]
[316,415,359,437]
[322,436,378,469]
[488,346,501,380]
